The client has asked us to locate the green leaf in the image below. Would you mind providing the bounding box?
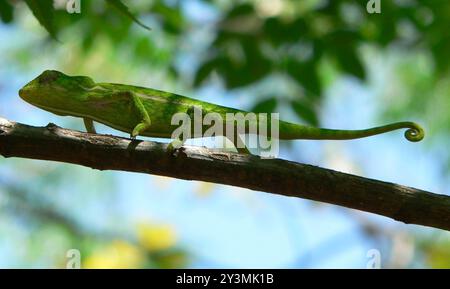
[286,58,322,97]
[194,58,218,87]
[432,37,450,74]
[199,40,272,89]
[335,49,366,80]
[263,17,307,45]
[0,0,13,23]
[24,0,57,38]
[152,2,184,34]
[105,0,152,31]
[291,100,319,126]
[324,30,366,79]
[227,39,271,88]
[250,98,278,114]
[226,3,254,18]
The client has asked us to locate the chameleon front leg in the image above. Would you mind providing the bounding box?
[83,118,97,134]
[167,136,185,155]
[129,92,152,138]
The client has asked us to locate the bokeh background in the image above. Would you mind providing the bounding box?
[0,0,449,268]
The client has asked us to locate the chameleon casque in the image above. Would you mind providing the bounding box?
[19,70,424,153]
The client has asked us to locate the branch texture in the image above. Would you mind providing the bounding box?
[1,117,449,231]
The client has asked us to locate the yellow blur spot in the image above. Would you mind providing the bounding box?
[137,222,177,252]
[83,240,144,269]
[195,182,216,197]
[426,243,450,268]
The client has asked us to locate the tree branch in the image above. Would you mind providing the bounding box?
[1,117,449,231]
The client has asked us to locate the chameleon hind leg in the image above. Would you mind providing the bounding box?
[227,131,251,154]
[167,105,198,154]
[128,92,152,138]
[83,118,97,133]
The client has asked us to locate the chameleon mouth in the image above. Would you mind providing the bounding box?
[19,75,41,101]
[18,85,32,102]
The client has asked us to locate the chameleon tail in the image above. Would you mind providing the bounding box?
[279,121,424,142]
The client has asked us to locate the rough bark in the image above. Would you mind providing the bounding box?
[1,117,449,231]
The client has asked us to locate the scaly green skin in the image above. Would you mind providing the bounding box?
[19,70,425,152]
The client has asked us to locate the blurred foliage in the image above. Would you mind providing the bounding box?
[376,49,450,170]
[0,171,189,268]
[417,233,450,268]
[23,0,57,38]
[84,240,146,269]
[137,222,177,252]
[0,0,449,268]
[84,223,187,269]
[1,0,448,126]
[423,241,450,268]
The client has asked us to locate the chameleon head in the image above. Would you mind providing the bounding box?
[19,70,96,115]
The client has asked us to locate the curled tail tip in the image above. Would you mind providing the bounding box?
[404,123,425,142]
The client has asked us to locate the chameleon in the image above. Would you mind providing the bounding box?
[18,70,424,154]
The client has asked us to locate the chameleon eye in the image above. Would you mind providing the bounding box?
[38,70,62,84]
[73,76,95,88]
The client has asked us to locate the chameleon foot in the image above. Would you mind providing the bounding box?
[167,139,184,155]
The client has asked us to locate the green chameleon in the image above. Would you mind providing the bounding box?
[19,70,424,154]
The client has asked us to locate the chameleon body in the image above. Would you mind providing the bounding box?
[19,70,424,153]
